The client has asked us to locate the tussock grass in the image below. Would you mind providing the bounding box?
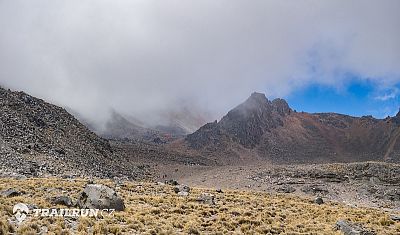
[0,178,399,234]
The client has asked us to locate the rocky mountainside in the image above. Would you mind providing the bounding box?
[186,92,400,164]
[94,107,210,143]
[0,87,148,179]
[95,110,192,145]
[154,106,211,136]
[99,111,162,142]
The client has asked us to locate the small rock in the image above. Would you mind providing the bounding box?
[13,174,27,180]
[177,191,189,197]
[276,185,296,193]
[1,188,21,197]
[216,188,223,193]
[315,197,324,205]
[40,226,48,234]
[390,215,400,221]
[197,193,215,205]
[27,204,38,210]
[165,179,179,186]
[65,218,78,230]
[301,185,328,195]
[51,196,73,207]
[369,177,381,185]
[335,220,376,235]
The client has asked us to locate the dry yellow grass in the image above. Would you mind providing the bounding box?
[0,178,399,234]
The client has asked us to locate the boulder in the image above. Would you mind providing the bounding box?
[382,188,400,201]
[1,188,21,197]
[276,185,296,193]
[314,197,324,205]
[197,193,215,205]
[174,185,190,194]
[51,196,73,207]
[335,220,376,235]
[77,184,125,211]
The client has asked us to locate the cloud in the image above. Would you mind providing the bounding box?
[0,0,399,126]
[374,88,399,101]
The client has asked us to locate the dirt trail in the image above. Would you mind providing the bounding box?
[384,127,400,160]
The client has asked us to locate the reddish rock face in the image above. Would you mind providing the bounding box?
[186,92,400,164]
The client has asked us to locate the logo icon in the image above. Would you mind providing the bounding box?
[13,203,29,223]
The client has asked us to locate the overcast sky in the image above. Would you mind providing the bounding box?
[0,1,399,126]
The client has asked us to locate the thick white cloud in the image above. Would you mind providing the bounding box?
[0,0,399,125]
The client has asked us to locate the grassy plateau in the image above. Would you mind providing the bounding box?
[0,178,399,234]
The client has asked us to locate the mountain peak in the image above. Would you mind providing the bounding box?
[244,93,291,116]
[248,92,269,104]
[236,92,271,112]
[208,92,289,148]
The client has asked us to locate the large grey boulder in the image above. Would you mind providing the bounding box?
[77,184,125,211]
[335,220,375,235]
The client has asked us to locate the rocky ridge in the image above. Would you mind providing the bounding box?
[186,92,400,164]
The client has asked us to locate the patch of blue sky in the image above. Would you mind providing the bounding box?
[286,78,400,118]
